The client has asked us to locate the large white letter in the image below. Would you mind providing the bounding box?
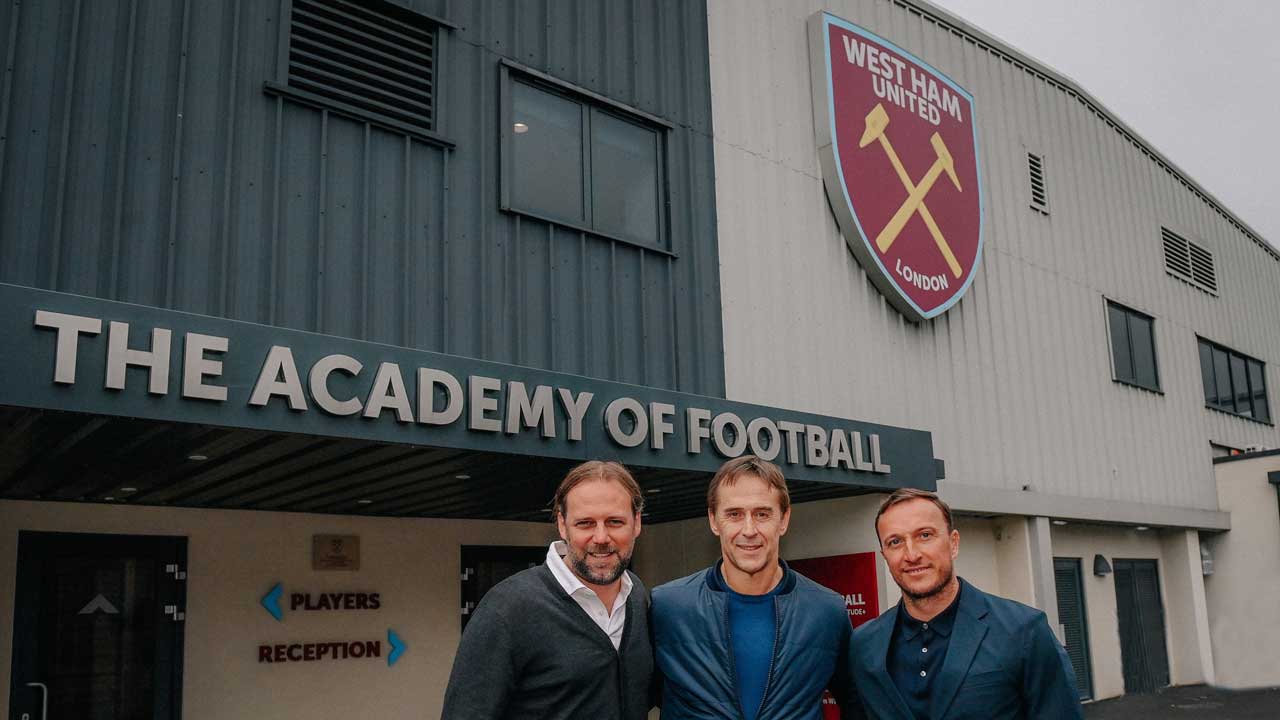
[309,354,363,416]
[105,321,172,395]
[418,368,464,425]
[686,408,712,454]
[468,376,502,432]
[34,310,101,385]
[649,402,675,450]
[505,382,556,438]
[557,388,594,441]
[363,362,413,422]
[248,346,308,410]
[712,413,747,458]
[746,417,781,461]
[182,333,229,401]
[804,425,829,467]
[605,398,648,448]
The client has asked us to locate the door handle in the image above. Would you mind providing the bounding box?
[25,682,48,720]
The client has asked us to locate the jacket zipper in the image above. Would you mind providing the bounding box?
[722,598,751,720]
[754,596,782,719]
[723,592,783,720]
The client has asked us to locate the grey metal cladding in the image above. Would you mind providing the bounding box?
[0,0,725,397]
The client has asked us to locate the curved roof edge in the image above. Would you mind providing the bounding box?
[902,0,1278,261]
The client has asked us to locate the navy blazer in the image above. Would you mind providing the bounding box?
[843,579,1083,720]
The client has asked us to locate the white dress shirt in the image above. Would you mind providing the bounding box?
[545,540,632,650]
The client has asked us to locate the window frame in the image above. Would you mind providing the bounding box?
[498,59,674,255]
[1197,336,1271,425]
[1105,300,1162,394]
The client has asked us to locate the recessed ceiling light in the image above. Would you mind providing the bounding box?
[103,496,115,501]
[188,454,208,462]
[120,487,138,493]
[1136,526,1150,531]
[1051,520,1068,526]
[513,122,529,134]
[455,474,471,480]
[357,499,373,505]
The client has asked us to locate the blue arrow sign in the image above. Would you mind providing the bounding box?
[261,583,283,621]
[387,629,406,666]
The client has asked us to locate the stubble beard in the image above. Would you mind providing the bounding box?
[900,565,954,601]
[568,543,631,586]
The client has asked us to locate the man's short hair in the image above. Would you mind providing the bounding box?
[706,455,791,513]
[552,460,644,519]
[873,487,954,543]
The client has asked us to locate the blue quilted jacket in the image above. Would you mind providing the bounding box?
[652,560,852,719]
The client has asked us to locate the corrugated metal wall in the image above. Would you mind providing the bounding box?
[709,0,1280,510]
[0,0,725,396]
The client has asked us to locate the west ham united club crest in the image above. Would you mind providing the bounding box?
[808,12,984,322]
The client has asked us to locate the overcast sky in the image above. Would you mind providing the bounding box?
[926,0,1280,248]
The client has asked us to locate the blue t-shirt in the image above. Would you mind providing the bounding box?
[721,568,783,720]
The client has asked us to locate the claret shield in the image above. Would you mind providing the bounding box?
[809,12,984,322]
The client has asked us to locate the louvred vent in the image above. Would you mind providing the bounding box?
[1162,227,1217,296]
[288,0,435,131]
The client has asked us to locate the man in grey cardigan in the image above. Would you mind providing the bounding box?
[440,460,653,720]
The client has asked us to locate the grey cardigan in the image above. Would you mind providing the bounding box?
[440,563,653,720]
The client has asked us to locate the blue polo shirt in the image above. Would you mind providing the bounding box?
[888,583,963,720]
[720,566,783,720]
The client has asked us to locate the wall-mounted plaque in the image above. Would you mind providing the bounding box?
[312,534,360,571]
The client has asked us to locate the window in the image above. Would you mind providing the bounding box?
[1162,228,1218,295]
[1027,152,1049,215]
[501,62,668,250]
[265,0,450,143]
[1107,302,1160,391]
[1198,338,1270,423]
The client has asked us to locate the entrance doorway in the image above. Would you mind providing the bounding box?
[1112,558,1170,694]
[459,545,546,630]
[8,532,186,720]
[1053,557,1092,700]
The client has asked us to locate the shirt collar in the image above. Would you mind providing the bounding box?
[546,541,633,607]
[896,581,963,640]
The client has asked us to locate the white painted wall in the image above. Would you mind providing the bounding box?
[1205,455,1280,689]
[0,499,556,719]
[706,0,1280,517]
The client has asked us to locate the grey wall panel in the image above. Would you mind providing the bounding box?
[0,0,725,396]
[709,0,1280,512]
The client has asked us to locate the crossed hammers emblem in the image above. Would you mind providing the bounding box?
[858,103,963,279]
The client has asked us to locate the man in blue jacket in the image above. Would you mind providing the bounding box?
[844,488,1083,720]
[651,456,851,719]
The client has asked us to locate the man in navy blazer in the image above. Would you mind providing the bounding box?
[843,488,1082,720]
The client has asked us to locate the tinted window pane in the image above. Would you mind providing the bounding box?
[1107,304,1132,383]
[1212,348,1233,411]
[1249,360,1270,423]
[1129,314,1158,389]
[511,81,584,223]
[591,110,659,245]
[1198,341,1216,404]
[1230,353,1249,415]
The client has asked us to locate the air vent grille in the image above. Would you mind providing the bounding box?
[288,0,435,131]
[1188,241,1217,293]
[1028,152,1049,214]
[1162,227,1218,296]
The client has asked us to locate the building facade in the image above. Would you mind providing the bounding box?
[2,0,1278,717]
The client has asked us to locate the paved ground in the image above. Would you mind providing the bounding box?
[1084,684,1280,719]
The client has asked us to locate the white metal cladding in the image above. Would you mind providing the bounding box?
[707,0,1280,512]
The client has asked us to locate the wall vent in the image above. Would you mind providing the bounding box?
[1028,152,1049,214]
[1162,227,1218,295]
[288,0,436,131]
